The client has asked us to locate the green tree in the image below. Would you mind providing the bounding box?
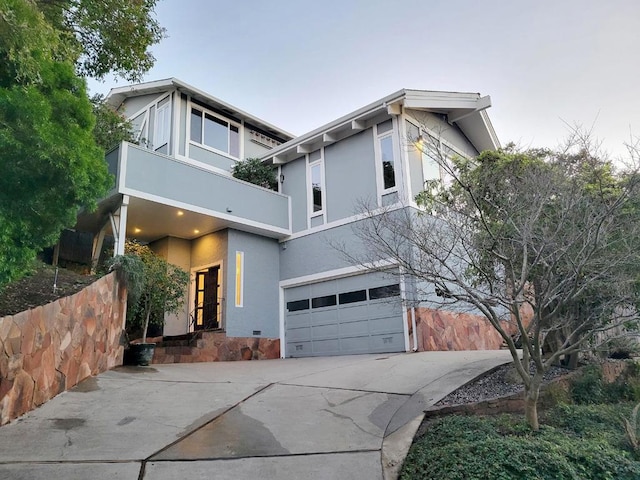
[232,157,279,190]
[121,241,189,343]
[91,93,134,151]
[0,0,164,287]
[35,0,164,81]
[350,139,640,430]
[0,0,112,286]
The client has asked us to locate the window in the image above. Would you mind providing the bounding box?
[369,284,400,300]
[308,150,324,218]
[339,289,367,304]
[377,120,396,191]
[190,107,240,158]
[235,251,244,307]
[155,98,171,151]
[312,294,337,308]
[287,299,310,312]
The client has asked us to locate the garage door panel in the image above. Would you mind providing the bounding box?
[339,336,372,354]
[310,280,338,297]
[339,319,370,336]
[311,323,339,339]
[287,341,312,356]
[370,332,405,351]
[287,326,311,341]
[368,317,404,335]
[367,301,402,318]
[310,308,339,325]
[312,338,341,354]
[337,304,369,321]
[286,311,312,328]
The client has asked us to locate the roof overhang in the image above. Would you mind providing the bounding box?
[106,78,295,143]
[262,89,500,165]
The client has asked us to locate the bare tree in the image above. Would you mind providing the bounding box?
[345,136,640,430]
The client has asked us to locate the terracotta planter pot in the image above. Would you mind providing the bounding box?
[128,343,156,366]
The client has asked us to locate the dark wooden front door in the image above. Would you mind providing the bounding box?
[194,266,220,330]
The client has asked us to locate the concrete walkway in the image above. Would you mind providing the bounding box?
[0,350,512,479]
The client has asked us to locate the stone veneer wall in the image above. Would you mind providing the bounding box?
[0,272,125,425]
[411,308,516,351]
[153,332,280,364]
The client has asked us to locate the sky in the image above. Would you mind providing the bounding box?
[89,0,640,159]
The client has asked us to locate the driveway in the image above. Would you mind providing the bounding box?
[0,350,512,479]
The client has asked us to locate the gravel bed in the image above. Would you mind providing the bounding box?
[436,361,571,406]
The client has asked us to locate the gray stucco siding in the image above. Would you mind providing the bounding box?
[280,157,308,233]
[123,146,290,231]
[280,219,373,281]
[324,129,377,223]
[405,110,478,158]
[122,93,166,118]
[188,143,236,171]
[225,230,280,338]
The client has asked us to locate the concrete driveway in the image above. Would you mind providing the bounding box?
[0,350,512,479]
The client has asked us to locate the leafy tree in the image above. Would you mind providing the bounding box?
[349,139,640,430]
[91,93,134,151]
[118,241,189,343]
[0,0,164,287]
[34,0,165,81]
[232,157,278,190]
[0,0,112,286]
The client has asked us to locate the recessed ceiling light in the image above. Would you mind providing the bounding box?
[177,211,184,216]
[134,228,141,233]
[194,229,200,234]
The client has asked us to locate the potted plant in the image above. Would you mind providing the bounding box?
[110,241,189,365]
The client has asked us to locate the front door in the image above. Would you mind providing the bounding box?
[194,266,220,330]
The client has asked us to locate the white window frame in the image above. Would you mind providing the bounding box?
[307,149,326,227]
[154,96,171,152]
[188,102,242,160]
[374,121,399,201]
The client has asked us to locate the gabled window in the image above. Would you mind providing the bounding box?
[190,107,240,158]
[155,97,171,152]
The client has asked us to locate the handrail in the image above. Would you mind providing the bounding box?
[188,297,225,336]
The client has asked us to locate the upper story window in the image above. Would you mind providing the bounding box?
[155,97,171,152]
[376,120,396,191]
[190,107,240,158]
[308,149,324,219]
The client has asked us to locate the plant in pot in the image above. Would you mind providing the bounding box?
[110,241,189,365]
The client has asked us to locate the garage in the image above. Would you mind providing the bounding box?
[284,272,406,357]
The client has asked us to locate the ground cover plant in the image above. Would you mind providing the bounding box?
[401,404,640,480]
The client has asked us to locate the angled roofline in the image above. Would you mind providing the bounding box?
[262,88,500,164]
[106,77,295,142]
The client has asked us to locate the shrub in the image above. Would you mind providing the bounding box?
[231,157,278,190]
[401,408,640,480]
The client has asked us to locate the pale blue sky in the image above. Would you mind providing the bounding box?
[89,0,640,158]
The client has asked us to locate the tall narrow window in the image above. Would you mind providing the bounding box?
[155,98,171,151]
[235,251,244,307]
[380,135,395,189]
[308,149,324,219]
[310,163,322,212]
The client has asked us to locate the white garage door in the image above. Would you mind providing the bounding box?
[284,272,406,357]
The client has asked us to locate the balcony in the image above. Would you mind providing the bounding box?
[102,142,291,242]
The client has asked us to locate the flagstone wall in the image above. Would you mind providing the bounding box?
[410,308,516,351]
[0,272,125,425]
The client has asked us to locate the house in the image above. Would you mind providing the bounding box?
[73,77,503,359]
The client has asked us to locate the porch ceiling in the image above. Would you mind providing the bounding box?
[126,197,229,243]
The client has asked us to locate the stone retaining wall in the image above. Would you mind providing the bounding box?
[0,272,126,425]
[411,308,516,351]
[152,332,280,364]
